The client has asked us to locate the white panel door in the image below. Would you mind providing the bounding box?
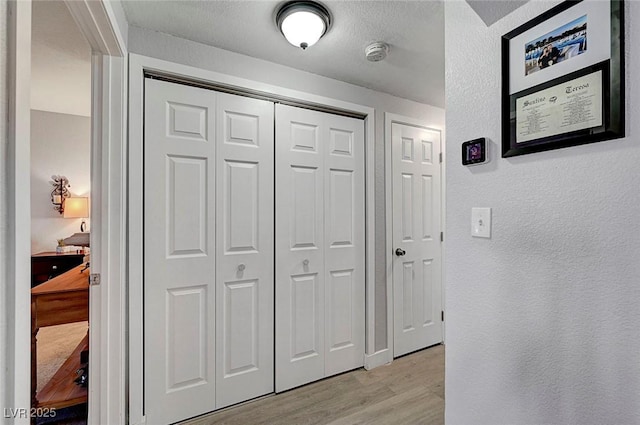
[275,106,325,392]
[275,104,365,392]
[215,93,274,408]
[144,79,217,425]
[323,116,365,376]
[392,122,443,358]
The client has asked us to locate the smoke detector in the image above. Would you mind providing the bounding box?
[365,42,389,62]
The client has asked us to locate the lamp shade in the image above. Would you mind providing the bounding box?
[63,197,89,218]
[276,1,331,49]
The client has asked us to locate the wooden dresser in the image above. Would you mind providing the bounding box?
[31,251,85,287]
[31,265,89,410]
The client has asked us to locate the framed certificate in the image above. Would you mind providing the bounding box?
[501,0,624,157]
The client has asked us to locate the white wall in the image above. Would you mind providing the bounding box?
[31,0,91,117]
[0,0,8,411]
[128,26,445,351]
[445,1,640,424]
[30,110,91,253]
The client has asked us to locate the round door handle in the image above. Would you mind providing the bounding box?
[395,248,406,257]
[303,259,309,266]
[237,264,246,272]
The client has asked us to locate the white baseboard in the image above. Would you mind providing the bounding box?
[364,349,392,370]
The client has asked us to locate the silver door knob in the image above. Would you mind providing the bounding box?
[238,264,246,271]
[395,248,406,257]
[303,259,309,266]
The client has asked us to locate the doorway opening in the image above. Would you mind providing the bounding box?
[8,0,125,423]
[29,1,92,423]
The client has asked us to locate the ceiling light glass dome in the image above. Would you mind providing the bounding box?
[276,1,331,50]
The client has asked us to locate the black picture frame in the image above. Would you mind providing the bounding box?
[501,0,624,158]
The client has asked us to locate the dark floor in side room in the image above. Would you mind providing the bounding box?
[35,404,86,425]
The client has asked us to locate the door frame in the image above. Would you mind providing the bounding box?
[384,113,445,361]
[4,1,127,423]
[128,53,376,425]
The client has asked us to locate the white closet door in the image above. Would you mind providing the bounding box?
[215,93,274,408]
[275,105,326,392]
[392,122,443,358]
[144,79,217,425]
[275,104,365,392]
[323,113,365,376]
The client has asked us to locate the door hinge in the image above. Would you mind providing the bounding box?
[441,310,445,322]
[439,152,443,163]
[90,273,101,286]
[440,232,444,242]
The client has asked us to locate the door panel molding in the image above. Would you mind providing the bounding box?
[144,80,218,425]
[275,104,365,392]
[214,92,274,409]
[129,55,376,424]
[275,106,326,392]
[392,121,442,356]
[143,81,275,422]
[385,113,444,361]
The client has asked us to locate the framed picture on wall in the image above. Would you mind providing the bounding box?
[501,0,624,158]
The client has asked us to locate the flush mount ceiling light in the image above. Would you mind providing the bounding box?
[276,1,331,50]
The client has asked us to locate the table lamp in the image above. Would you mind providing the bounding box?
[63,197,89,232]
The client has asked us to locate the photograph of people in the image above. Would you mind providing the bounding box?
[538,44,560,69]
[525,15,587,76]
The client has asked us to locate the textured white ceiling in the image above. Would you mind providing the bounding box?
[31,0,92,117]
[121,0,445,107]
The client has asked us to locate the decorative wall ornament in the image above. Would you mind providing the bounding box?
[50,175,71,214]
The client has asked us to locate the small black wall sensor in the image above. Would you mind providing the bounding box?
[462,138,489,166]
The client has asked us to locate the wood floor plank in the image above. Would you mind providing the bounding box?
[327,386,443,425]
[182,345,444,425]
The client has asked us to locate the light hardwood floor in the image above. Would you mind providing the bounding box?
[37,321,88,392]
[182,344,444,425]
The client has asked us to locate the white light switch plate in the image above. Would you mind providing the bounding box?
[471,208,491,238]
